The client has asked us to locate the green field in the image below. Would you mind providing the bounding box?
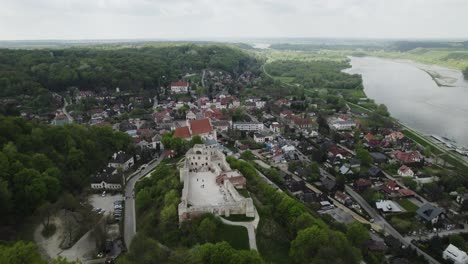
[397,199,419,212]
[217,224,250,250]
[367,49,468,70]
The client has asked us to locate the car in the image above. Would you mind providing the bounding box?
[101,191,106,197]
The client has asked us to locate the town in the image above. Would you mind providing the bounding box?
[31,63,467,264]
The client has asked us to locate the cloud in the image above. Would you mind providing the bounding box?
[0,0,466,40]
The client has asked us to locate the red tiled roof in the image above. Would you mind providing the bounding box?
[173,126,191,138]
[190,118,213,135]
[355,179,372,188]
[398,165,412,173]
[393,150,422,164]
[171,81,189,87]
[398,189,416,197]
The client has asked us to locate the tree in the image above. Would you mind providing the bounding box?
[197,218,217,242]
[346,222,370,248]
[402,177,417,190]
[240,150,255,161]
[0,241,46,264]
[356,147,372,166]
[191,242,263,264]
[37,201,56,233]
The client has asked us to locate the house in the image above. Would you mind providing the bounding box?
[398,165,414,177]
[381,180,400,194]
[186,110,196,120]
[270,122,281,133]
[216,170,247,189]
[443,244,468,264]
[386,131,405,143]
[320,177,337,193]
[370,152,388,164]
[339,164,353,175]
[329,120,356,131]
[368,165,384,179]
[170,81,189,94]
[52,113,70,126]
[354,179,372,192]
[456,193,468,205]
[416,203,445,224]
[334,191,352,205]
[90,167,122,190]
[232,122,264,131]
[376,200,403,213]
[398,189,416,198]
[173,118,217,141]
[253,132,274,143]
[108,151,134,171]
[212,120,231,133]
[393,150,422,164]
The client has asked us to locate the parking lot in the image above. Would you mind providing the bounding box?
[89,194,124,217]
[323,207,355,224]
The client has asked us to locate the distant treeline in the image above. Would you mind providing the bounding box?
[0,44,259,109]
[0,116,132,234]
[265,60,362,89]
[389,41,468,52]
[270,43,383,51]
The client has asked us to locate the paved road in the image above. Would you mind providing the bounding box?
[219,209,260,251]
[345,186,440,264]
[62,98,74,122]
[124,156,163,247]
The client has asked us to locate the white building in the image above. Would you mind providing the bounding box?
[178,144,255,222]
[90,167,123,190]
[108,151,134,171]
[170,81,189,94]
[186,110,196,120]
[254,132,274,143]
[270,122,280,133]
[443,244,468,264]
[398,165,414,177]
[330,120,356,131]
[232,122,264,131]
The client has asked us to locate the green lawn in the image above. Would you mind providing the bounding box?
[217,224,250,250]
[401,129,442,155]
[397,199,419,212]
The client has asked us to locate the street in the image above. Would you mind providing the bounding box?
[124,156,164,247]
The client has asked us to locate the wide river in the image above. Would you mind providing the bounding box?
[344,56,468,146]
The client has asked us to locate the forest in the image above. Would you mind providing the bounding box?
[264,60,363,90]
[0,115,132,237]
[0,44,260,112]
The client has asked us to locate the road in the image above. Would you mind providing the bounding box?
[219,208,260,251]
[320,165,440,263]
[124,156,163,247]
[345,186,440,264]
[201,69,206,89]
[62,98,74,122]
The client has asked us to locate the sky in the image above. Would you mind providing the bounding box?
[0,0,467,40]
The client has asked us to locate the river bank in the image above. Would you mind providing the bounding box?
[344,56,468,147]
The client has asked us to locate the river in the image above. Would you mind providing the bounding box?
[344,56,468,147]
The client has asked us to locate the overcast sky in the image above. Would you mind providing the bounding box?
[0,0,467,40]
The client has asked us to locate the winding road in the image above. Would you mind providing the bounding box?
[123,156,163,247]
